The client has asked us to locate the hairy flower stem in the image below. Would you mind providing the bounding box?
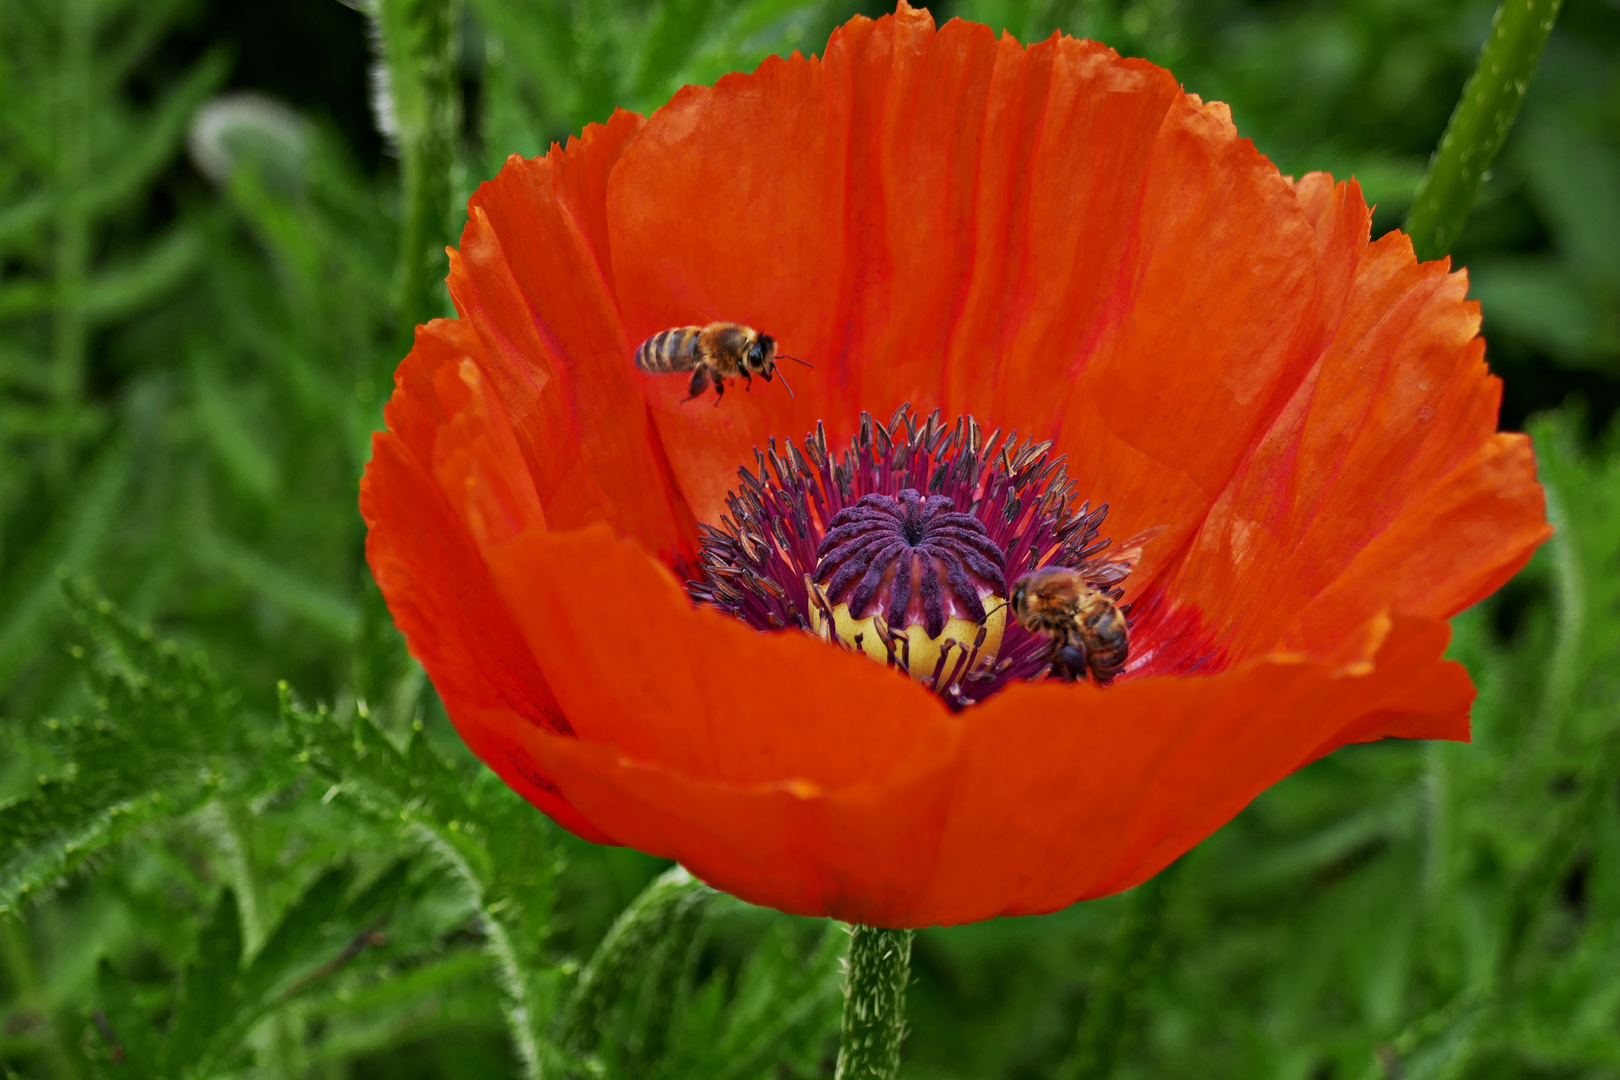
[1406,0,1564,260]
[835,925,914,1080]
[370,0,460,342]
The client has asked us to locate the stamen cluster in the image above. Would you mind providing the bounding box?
[688,406,1133,707]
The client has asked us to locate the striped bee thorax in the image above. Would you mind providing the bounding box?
[634,326,704,374]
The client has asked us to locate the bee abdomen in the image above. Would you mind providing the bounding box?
[634,327,703,374]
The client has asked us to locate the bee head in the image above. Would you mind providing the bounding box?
[1010,580,1029,620]
[749,334,776,378]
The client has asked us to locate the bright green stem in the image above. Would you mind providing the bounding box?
[1062,864,1177,1080]
[835,925,914,1080]
[372,0,459,342]
[1405,0,1564,260]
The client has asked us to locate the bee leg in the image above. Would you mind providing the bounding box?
[742,370,753,392]
[1054,640,1089,682]
[711,373,725,407]
[1088,653,1124,686]
[682,366,711,404]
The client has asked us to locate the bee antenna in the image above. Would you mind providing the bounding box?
[776,369,795,400]
[778,353,814,368]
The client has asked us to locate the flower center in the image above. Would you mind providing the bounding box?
[808,488,1009,688]
[687,406,1135,707]
[814,489,1005,637]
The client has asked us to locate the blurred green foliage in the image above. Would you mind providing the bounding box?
[0,0,1615,1077]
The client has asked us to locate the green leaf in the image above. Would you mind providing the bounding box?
[161,888,245,1077]
[192,355,282,499]
[0,448,130,688]
[193,529,361,643]
[81,225,205,327]
[0,278,51,321]
[561,865,715,1061]
[238,865,356,1005]
[0,584,243,914]
[97,862,416,1080]
[632,0,719,103]
[1515,110,1620,280]
[0,779,169,915]
[95,958,162,1074]
[690,919,845,1080]
[76,50,232,224]
[1468,257,1601,364]
[282,691,567,1079]
[0,190,56,248]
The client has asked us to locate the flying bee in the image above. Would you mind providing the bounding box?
[633,323,811,405]
[1009,567,1131,684]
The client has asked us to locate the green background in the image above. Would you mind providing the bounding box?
[2,1,1618,1077]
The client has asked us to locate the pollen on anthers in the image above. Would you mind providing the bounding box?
[686,406,1145,708]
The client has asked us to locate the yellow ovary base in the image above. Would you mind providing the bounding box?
[808,585,1006,683]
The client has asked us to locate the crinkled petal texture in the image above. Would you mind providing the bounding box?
[361,3,1551,926]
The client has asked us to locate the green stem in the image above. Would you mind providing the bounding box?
[216,801,265,949]
[1535,479,1583,742]
[834,925,914,1080]
[561,866,713,1061]
[217,802,304,1080]
[415,826,546,1080]
[1405,0,1564,260]
[1062,864,1177,1080]
[1421,740,1453,916]
[371,0,460,343]
[52,0,93,407]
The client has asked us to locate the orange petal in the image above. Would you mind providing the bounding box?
[477,526,951,791]
[1288,432,1550,652]
[930,613,1471,921]
[1140,209,1550,665]
[448,110,699,565]
[601,6,1226,530]
[490,564,1468,924]
[1020,101,1323,598]
[362,325,612,843]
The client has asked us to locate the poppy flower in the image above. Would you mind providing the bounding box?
[361,2,1551,927]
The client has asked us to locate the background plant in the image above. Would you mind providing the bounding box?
[1,0,1616,1078]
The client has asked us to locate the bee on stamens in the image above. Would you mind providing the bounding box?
[633,322,811,405]
[1009,568,1131,684]
[1009,527,1163,685]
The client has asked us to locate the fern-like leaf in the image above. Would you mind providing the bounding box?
[1,582,249,913]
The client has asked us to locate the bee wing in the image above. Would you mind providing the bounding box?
[1110,524,1168,572]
